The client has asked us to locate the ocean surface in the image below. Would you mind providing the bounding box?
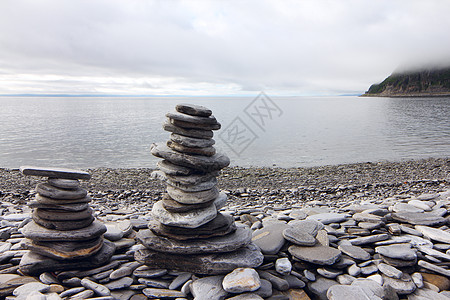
[0,96,449,169]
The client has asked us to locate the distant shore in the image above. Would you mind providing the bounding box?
[1,157,449,208]
[360,93,450,97]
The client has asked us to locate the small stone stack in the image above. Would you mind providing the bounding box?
[136,104,263,274]
[19,166,114,275]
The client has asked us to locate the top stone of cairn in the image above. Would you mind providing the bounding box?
[20,166,91,180]
[175,103,212,117]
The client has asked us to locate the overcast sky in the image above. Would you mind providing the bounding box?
[1,0,450,96]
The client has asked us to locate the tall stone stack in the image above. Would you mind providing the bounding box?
[19,166,115,275]
[136,104,263,274]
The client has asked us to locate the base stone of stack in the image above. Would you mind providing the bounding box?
[137,224,251,254]
[135,243,263,275]
[19,240,115,275]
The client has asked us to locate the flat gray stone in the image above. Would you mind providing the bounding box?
[163,122,214,139]
[392,203,424,213]
[36,183,88,200]
[19,241,115,275]
[308,277,339,300]
[135,243,263,275]
[34,194,91,205]
[190,275,227,299]
[289,244,341,265]
[48,178,80,189]
[252,222,288,255]
[34,207,93,221]
[166,175,217,192]
[104,277,133,290]
[171,133,215,148]
[415,225,450,244]
[20,166,91,180]
[167,140,216,156]
[165,171,218,185]
[287,219,324,236]
[81,278,111,296]
[222,268,261,293]
[418,260,450,277]
[151,143,229,172]
[375,243,417,260]
[166,185,219,203]
[149,212,236,240]
[391,211,447,226]
[142,288,185,298]
[13,282,50,297]
[137,224,251,254]
[176,103,212,117]
[151,200,217,228]
[167,111,219,125]
[348,234,389,245]
[327,285,373,300]
[351,278,385,299]
[306,213,348,224]
[32,213,94,230]
[338,244,370,261]
[157,160,194,176]
[21,237,103,260]
[282,226,316,246]
[377,263,402,279]
[22,220,106,241]
[161,196,215,213]
[382,273,416,295]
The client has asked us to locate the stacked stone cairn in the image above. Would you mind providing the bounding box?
[135,104,264,276]
[18,166,114,275]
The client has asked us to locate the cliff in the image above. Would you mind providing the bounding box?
[362,66,450,97]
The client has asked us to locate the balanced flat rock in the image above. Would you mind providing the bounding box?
[21,237,103,260]
[166,174,217,192]
[151,143,229,173]
[151,200,217,228]
[163,122,214,139]
[175,103,212,117]
[36,183,88,200]
[32,214,94,231]
[135,243,263,275]
[35,207,93,221]
[34,194,91,205]
[47,178,80,189]
[149,213,236,240]
[137,224,251,254]
[166,185,219,204]
[156,160,194,176]
[162,196,215,213]
[170,133,215,148]
[19,241,115,275]
[166,111,218,125]
[20,166,91,180]
[28,200,90,212]
[22,220,106,241]
[167,140,216,157]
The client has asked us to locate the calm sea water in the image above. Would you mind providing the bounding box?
[0,96,449,168]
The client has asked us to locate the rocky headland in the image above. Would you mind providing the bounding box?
[362,66,450,97]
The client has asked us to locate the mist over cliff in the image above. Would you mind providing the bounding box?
[363,65,450,97]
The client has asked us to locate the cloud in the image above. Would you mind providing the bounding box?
[1,0,450,95]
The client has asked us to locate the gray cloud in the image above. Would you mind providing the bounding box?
[1,0,450,95]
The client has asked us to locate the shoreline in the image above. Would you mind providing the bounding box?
[2,157,449,208]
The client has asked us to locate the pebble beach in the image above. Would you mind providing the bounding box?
[1,157,450,299]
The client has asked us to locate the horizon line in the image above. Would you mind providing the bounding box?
[0,93,362,98]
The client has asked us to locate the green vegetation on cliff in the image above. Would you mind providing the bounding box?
[363,67,450,97]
